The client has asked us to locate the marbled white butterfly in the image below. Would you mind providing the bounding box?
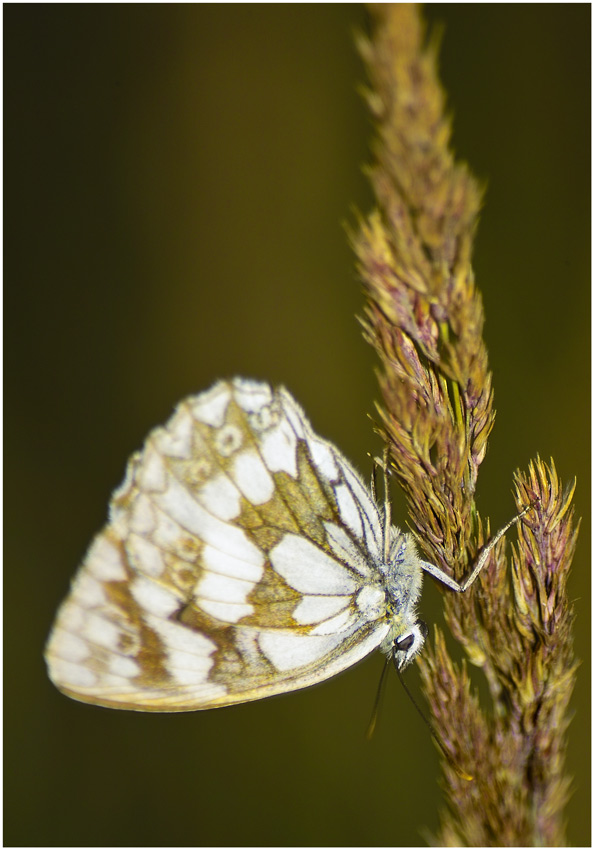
[45,378,524,711]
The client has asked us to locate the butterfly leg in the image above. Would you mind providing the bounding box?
[420,502,536,593]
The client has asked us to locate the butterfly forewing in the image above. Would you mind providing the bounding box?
[45,379,392,711]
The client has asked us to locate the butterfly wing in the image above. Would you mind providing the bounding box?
[45,379,391,711]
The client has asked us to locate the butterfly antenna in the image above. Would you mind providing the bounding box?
[382,446,391,563]
[369,452,378,503]
[395,665,473,782]
[366,655,391,740]
[369,449,391,563]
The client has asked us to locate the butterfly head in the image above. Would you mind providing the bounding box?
[391,619,429,670]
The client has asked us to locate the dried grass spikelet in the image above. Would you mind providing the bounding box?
[421,460,579,845]
[351,5,579,845]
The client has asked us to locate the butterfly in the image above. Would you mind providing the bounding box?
[45,378,524,712]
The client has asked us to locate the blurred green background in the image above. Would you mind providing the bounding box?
[5,5,589,846]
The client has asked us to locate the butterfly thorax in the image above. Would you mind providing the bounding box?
[377,529,426,669]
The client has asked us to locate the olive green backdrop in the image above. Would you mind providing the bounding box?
[5,5,590,846]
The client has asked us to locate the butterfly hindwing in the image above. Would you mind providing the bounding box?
[45,379,392,711]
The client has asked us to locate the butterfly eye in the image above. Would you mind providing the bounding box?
[395,633,415,652]
[393,620,428,660]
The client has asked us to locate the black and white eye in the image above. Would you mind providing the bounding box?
[394,633,415,652]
